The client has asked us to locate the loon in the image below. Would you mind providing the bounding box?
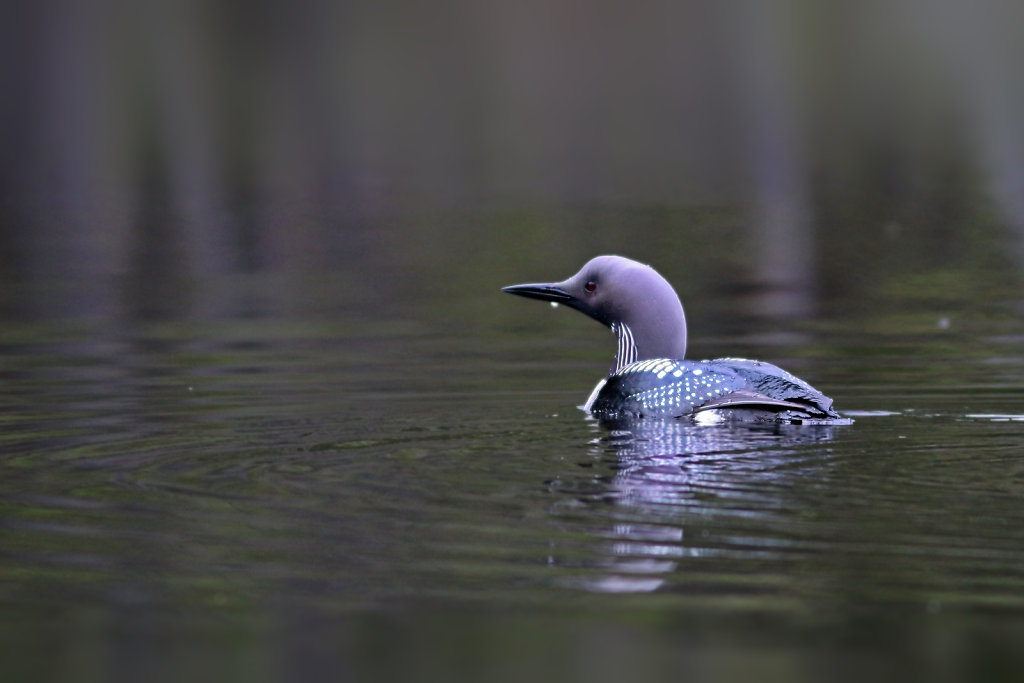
[502,255,847,424]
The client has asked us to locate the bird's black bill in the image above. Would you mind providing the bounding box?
[501,283,574,303]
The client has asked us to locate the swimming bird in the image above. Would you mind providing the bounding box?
[502,255,847,424]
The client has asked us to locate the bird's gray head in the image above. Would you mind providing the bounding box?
[502,255,688,374]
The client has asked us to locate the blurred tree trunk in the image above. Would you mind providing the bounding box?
[733,2,816,320]
[10,0,133,319]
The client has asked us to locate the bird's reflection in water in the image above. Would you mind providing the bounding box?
[553,418,839,593]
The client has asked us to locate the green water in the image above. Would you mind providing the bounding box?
[3,210,1024,682]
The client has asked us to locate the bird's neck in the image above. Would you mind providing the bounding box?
[610,322,638,375]
[609,315,688,375]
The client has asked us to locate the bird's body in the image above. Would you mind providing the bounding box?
[586,357,840,423]
[503,255,847,424]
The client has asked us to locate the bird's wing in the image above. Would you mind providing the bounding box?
[693,389,810,413]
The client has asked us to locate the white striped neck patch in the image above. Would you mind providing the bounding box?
[610,322,638,375]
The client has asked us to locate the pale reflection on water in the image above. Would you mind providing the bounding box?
[571,419,840,593]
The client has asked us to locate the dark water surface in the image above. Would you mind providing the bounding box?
[3,234,1024,681]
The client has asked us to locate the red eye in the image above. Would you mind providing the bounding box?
[584,280,597,293]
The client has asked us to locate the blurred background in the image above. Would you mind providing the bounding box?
[0,0,1022,322]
